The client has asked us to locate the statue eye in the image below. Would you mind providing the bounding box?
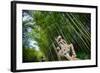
[58,38,61,42]
[58,39,60,42]
[57,49,59,52]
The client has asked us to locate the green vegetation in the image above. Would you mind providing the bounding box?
[22,10,91,63]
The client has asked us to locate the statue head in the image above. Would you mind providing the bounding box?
[55,35,62,43]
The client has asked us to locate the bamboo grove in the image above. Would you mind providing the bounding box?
[22,10,91,62]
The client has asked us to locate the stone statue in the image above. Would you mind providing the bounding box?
[55,35,79,60]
